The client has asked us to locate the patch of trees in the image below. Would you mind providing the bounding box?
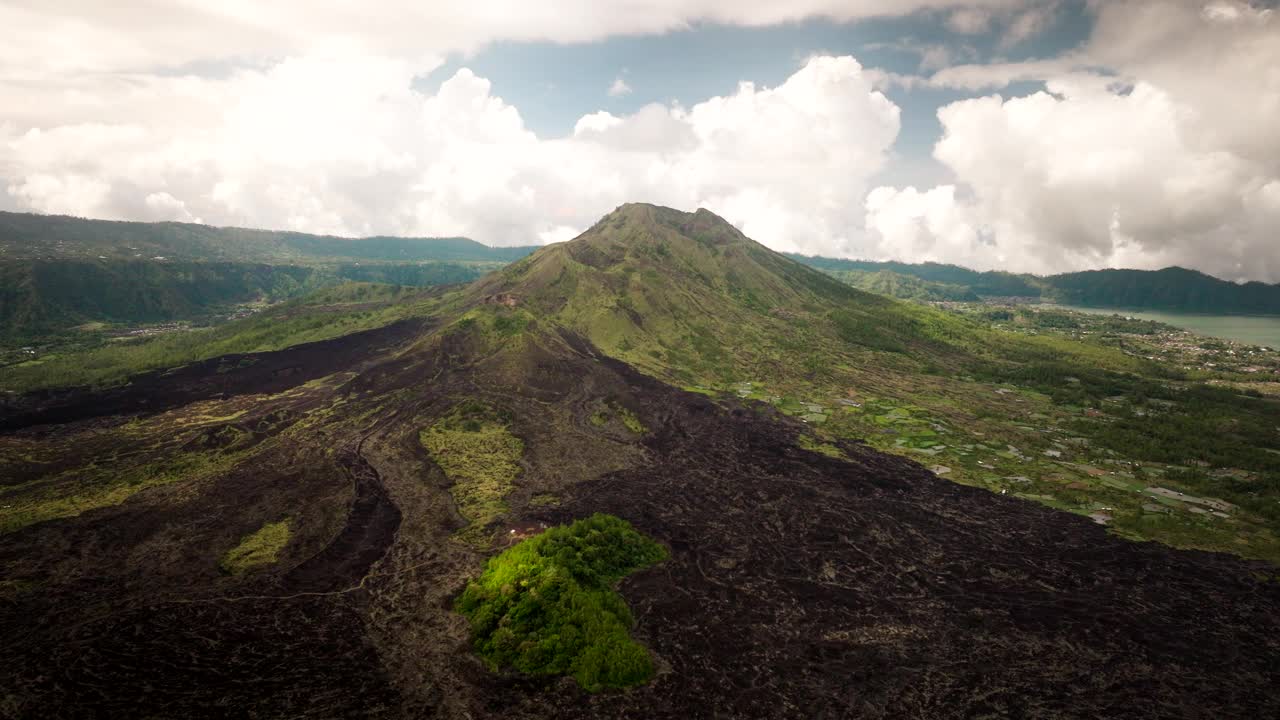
[1017,308,1079,329]
[976,355,1280,524]
[454,513,667,691]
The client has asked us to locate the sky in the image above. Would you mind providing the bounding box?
[1,1,1278,281]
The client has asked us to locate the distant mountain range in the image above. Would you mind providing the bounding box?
[3,210,1278,344]
[810,267,980,302]
[789,255,1280,315]
[0,211,538,341]
[0,259,495,341]
[0,211,536,263]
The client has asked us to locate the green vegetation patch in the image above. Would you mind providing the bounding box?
[420,401,524,541]
[529,493,560,507]
[798,434,846,459]
[1,450,241,534]
[616,405,647,434]
[455,513,667,691]
[491,311,531,336]
[589,402,648,434]
[220,518,292,575]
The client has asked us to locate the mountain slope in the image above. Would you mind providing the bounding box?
[471,204,973,385]
[1,203,1278,718]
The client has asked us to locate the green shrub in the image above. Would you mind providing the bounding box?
[616,405,647,434]
[455,513,667,691]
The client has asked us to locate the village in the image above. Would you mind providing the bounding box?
[938,300,1280,378]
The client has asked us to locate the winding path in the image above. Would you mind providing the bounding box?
[281,429,402,594]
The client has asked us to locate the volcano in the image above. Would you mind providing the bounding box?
[1,204,1277,719]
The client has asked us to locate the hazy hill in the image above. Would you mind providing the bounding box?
[0,210,537,263]
[1044,266,1280,314]
[791,254,1280,314]
[823,268,979,302]
[0,258,495,342]
[790,255,1041,297]
[0,260,320,339]
[0,211,538,341]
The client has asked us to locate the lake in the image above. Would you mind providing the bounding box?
[1057,305,1280,348]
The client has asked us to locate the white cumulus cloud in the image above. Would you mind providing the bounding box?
[608,76,633,97]
[0,1,1024,75]
[864,185,984,263]
[866,0,1280,281]
[1,54,900,255]
[7,1,1279,282]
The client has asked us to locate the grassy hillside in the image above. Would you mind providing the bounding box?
[473,205,1158,390]
[472,204,949,385]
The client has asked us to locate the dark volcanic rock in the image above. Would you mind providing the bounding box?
[0,318,429,432]
[1,329,1277,720]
